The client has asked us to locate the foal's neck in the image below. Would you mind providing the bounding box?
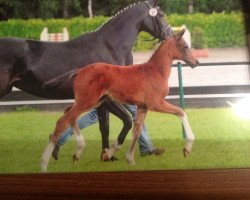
[147,38,174,77]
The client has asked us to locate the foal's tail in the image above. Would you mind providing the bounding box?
[43,69,79,89]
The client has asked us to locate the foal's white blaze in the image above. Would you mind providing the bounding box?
[41,142,55,172]
[75,134,85,159]
[180,112,195,152]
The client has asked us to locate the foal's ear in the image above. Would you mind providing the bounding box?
[174,28,186,40]
[149,0,159,7]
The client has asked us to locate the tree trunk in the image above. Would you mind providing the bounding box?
[188,0,194,13]
[63,0,69,18]
[88,0,93,18]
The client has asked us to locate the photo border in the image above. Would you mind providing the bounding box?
[1,0,250,199]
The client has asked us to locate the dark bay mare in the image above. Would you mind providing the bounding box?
[41,29,199,172]
[0,0,172,159]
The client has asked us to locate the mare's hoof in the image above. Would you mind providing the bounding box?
[183,147,191,157]
[73,154,79,164]
[109,156,118,162]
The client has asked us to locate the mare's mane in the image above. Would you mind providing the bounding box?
[70,2,144,43]
[86,2,143,34]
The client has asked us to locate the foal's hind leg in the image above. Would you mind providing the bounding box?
[72,121,85,164]
[150,100,195,157]
[41,104,84,172]
[126,107,148,165]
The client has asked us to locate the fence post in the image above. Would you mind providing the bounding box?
[177,62,186,139]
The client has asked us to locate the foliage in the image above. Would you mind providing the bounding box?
[193,0,241,14]
[168,12,245,48]
[163,0,241,14]
[0,16,107,39]
[0,0,241,20]
[0,13,245,49]
[191,26,205,49]
[15,105,39,112]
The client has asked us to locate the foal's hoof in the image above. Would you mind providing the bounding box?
[100,151,118,162]
[73,154,79,164]
[126,159,135,165]
[41,161,48,172]
[126,155,135,165]
[101,150,109,161]
[183,147,191,157]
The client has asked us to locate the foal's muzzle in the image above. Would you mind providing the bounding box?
[190,60,199,68]
[185,58,199,68]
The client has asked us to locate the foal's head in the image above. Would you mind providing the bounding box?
[172,29,199,68]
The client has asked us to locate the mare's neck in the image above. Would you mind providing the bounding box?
[147,38,174,78]
[96,4,146,62]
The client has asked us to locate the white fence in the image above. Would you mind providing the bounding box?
[40,27,69,42]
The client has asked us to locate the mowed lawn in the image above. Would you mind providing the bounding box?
[0,108,250,174]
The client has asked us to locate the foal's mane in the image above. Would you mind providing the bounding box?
[148,36,173,61]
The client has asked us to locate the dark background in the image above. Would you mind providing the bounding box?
[0,0,241,20]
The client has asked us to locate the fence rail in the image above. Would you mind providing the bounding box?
[173,61,250,67]
[0,62,249,111]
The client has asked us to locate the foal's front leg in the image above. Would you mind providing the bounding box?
[151,100,195,157]
[126,107,148,165]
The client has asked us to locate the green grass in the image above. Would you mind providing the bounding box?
[0,108,250,174]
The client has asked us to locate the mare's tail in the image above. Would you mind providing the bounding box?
[43,69,79,89]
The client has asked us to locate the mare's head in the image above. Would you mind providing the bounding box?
[172,29,199,68]
[140,0,173,40]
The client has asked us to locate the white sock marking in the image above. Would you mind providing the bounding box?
[41,142,55,172]
[75,134,85,158]
[180,112,195,152]
[105,140,122,159]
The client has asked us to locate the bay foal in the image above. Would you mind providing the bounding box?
[41,29,199,171]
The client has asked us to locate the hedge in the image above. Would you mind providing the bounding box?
[168,12,245,48]
[0,13,245,50]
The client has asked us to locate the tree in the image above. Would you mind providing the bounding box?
[63,0,69,18]
[189,0,194,13]
[88,0,93,18]
[0,0,242,20]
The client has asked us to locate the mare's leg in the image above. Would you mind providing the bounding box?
[126,107,148,165]
[150,100,195,156]
[0,69,14,98]
[97,104,110,151]
[41,104,84,172]
[97,101,133,161]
